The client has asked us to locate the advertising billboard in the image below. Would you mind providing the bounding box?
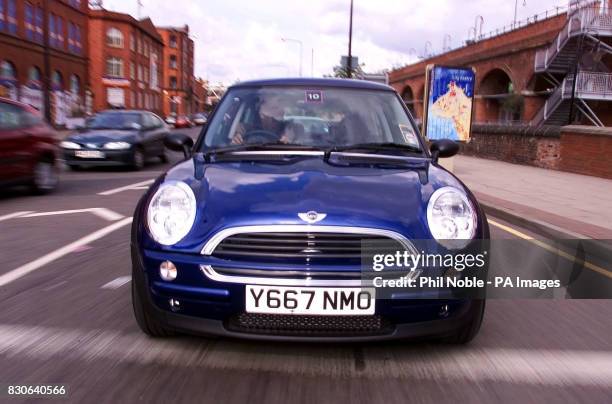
[422,65,476,142]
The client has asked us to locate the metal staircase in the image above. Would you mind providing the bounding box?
[532,2,612,126]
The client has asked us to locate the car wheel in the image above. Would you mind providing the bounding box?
[31,159,59,194]
[159,148,169,163]
[132,275,175,338]
[441,300,486,344]
[68,164,83,171]
[132,148,145,171]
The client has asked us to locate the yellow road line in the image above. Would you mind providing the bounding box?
[488,219,612,280]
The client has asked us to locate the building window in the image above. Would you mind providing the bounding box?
[68,23,83,54]
[169,34,177,48]
[144,41,149,57]
[6,0,16,34]
[144,67,148,83]
[25,3,34,40]
[49,14,56,47]
[70,74,80,94]
[0,60,16,79]
[106,27,124,48]
[0,0,5,32]
[28,66,41,82]
[56,17,64,48]
[170,76,177,89]
[35,6,43,42]
[130,62,135,80]
[106,57,124,78]
[138,65,143,81]
[51,71,63,91]
[169,55,177,69]
[130,34,135,51]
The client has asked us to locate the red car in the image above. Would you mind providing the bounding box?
[0,98,60,194]
[174,115,193,129]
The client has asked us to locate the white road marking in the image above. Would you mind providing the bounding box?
[20,208,124,222]
[101,276,132,290]
[0,323,611,387]
[0,217,133,287]
[42,280,68,292]
[0,211,34,222]
[98,179,155,196]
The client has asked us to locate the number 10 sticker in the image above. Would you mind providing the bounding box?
[305,90,323,103]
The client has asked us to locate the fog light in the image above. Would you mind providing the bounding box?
[169,298,181,312]
[160,261,177,281]
[439,304,450,318]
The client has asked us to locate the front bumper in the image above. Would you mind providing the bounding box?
[136,248,481,341]
[63,149,134,167]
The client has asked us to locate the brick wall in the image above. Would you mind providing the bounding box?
[460,125,561,169]
[559,126,612,179]
[460,125,612,179]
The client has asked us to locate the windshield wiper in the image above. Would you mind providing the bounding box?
[204,143,325,161]
[331,143,422,154]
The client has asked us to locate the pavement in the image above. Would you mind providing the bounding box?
[0,128,611,403]
[455,155,612,240]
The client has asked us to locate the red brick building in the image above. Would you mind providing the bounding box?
[0,0,89,125]
[193,77,207,112]
[156,25,195,117]
[389,3,612,127]
[88,9,164,115]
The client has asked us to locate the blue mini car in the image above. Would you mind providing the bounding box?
[131,78,489,343]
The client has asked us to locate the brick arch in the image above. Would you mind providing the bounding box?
[477,67,516,95]
[476,67,524,123]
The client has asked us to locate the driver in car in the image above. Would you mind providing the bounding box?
[230,94,302,145]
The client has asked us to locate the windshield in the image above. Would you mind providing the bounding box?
[202,87,422,152]
[87,112,142,130]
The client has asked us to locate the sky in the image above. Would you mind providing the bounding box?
[103,0,568,85]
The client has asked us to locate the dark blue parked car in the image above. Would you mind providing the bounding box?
[131,78,489,343]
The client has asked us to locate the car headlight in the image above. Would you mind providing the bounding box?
[103,141,131,150]
[147,181,197,245]
[426,187,477,249]
[60,141,81,150]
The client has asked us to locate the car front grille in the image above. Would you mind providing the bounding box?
[210,231,406,263]
[227,313,393,337]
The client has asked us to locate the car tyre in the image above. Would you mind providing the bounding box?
[441,300,485,344]
[159,148,169,163]
[132,148,145,171]
[68,164,84,171]
[132,272,175,338]
[31,159,59,194]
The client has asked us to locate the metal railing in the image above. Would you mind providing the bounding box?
[531,71,612,125]
[532,85,565,126]
[574,71,612,98]
[400,5,569,66]
[535,5,610,71]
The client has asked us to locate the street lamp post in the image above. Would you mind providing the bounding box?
[43,0,52,123]
[281,38,303,77]
[347,0,354,78]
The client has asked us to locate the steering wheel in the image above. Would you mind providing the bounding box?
[242,130,281,144]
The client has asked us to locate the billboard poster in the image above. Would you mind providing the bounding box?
[423,65,476,142]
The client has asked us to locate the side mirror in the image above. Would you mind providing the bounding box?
[131,122,143,131]
[164,133,194,158]
[429,139,460,163]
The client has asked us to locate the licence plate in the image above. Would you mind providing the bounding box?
[75,150,105,159]
[245,285,375,315]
